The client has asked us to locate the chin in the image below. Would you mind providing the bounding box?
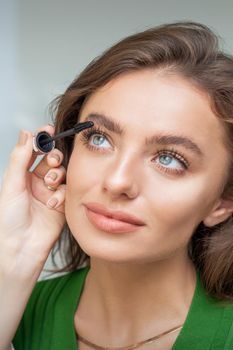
[72,234,160,265]
[76,240,130,262]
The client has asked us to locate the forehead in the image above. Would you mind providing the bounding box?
[80,70,226,150]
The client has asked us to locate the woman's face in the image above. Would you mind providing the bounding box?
[65,69,230,263]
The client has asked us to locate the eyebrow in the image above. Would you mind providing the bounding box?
[83,113,204,157]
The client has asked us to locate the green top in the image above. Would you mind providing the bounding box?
[13,266,233,350]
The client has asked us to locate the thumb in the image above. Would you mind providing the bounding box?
[2,130,35,196]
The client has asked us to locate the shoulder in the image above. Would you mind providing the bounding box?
[208,301,233,348]
[180,271,233,348]
[13,266,89,349]
[29,271,75,301]
[27,265,89,311]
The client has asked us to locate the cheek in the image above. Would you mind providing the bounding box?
[64,150,221,262]
[66,149,106,194]
[145,174,218,231]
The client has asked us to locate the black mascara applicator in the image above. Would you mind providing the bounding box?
[33,121,94,154]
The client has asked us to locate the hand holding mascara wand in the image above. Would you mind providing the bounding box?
[33,121,94,154]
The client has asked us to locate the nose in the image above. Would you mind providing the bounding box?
[102,153,140,199]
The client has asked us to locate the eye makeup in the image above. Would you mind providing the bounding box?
[80,125,190,175]
[80,125,110,151]
[33,121,94,154]
[84,113,204,158]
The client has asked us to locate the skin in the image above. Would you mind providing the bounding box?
[65,69,233,348]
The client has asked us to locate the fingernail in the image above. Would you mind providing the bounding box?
[47,197,58,208]
[50,153,60,162]
[45,172,57,181]
[18,130,28,145]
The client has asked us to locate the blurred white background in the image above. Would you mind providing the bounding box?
[1,0,233,278]
[1,0,233,177]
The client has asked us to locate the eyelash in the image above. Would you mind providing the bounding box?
[80,126,190,175]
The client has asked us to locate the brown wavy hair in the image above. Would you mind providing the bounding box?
[45,21,233,302]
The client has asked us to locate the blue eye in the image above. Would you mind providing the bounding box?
[80,127,189,175]
[91,134,110,148]
[153,150,188,175]
[158,154,184,168]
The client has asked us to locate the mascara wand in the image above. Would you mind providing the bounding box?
[33,121,94,154]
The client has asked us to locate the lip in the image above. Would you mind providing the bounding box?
[84,202,145,234]
[84,202,145,225]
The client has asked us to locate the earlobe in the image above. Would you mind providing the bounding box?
[203,199,233,227]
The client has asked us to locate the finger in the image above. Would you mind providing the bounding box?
[43,166,66,188]
[28,124,56,170]
[2,125,56,197]
[33,148,64,180]
[46,184,66,212]
[2,130,34,195]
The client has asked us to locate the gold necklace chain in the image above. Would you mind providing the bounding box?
[76,324,183,350]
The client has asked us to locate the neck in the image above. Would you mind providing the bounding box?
[76,249,197,343]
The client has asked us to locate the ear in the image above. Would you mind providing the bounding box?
[203,197,233,227]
